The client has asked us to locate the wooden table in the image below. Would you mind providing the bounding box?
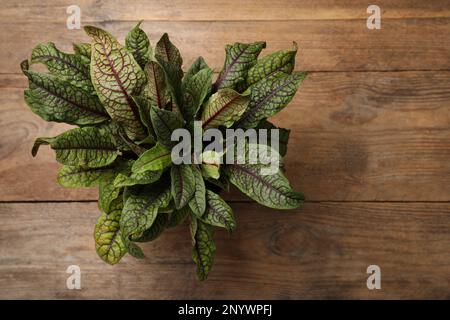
[1,0,450,299]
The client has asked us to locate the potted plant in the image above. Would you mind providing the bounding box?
[21,22,306,280]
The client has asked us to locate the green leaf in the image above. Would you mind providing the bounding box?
[21,60,109,126]
[256,120,290,157]
[114,170,162,187]
[155,33,183,107]
[99,121,145,154]
[114,160,162,187]
[111,126,147,156]
[182,67,213,120]
[125,21,151,69]
[224,163,303,209]
[191,219,216,281]
[167,206,190,228]
[85,25,147,140]
[133,212,169,242]
[188,166,206,218]
[155,33,182,71]
[99,175,121,213]
[225,141,283,170]
[159,202,175,213]
[94,197,128,265]
[30,137,53,156]
[247,42,298,86]
[132,142,172,173]
[73,42,91,63]
[171,164,196,209]
[200,150,221,179]
[236,72,306,129]
[57,165,114,187]
[150,106,184,149]
[201,164,220,180]
[120,184,172,241]
[201,88,249,129]
[204,175,230,192]
[132,95,156,143]
[123,237,145,259]
[143,60,167,109]
[183,57,209,85]
[201,190,235,232]
[190,216,198,243]
[158,58,184,109]
[32,127,119,168]
[213,41,266,91]
[30,42,92,91]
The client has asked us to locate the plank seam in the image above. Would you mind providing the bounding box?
[4,70,450,78]
[3,17,449,23]
[2,200,450,204]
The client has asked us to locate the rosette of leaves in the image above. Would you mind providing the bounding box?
[21,23,307,280]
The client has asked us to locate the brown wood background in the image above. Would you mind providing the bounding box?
[1,0,450,299]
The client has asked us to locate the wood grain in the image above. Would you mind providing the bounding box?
[2,0,449,22]
[1,0,449,300]
[2,18,450,73]
[2,72,450,202]
[1,201,449,299]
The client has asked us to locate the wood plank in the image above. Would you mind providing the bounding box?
[2,0,449,22]
[1,201,449,299]
[2,18,450,73]
[1,71,450,202]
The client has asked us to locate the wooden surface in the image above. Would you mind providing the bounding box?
[1,202,449,299]
[1,0,450,299]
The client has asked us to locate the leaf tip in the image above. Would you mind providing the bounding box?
[20,60,29,75]
[290,191,305,208]
[31,137,50,157]
[83,25,102,38]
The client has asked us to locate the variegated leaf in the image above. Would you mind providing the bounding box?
[132,95,156,143]
[246,42,298,86]
[133,212,169,242]
[201,190,235,232]
[99,174,122,214]
[114,160,162,187]
[30,42,92,91]
[188,166,206,218]
[73,42,91,64]
[182,67,213,120]
[94,197,128,265]
[171,164,196,209]
[150,106,184,148]
[236,72,306,129]
[22,60,109,126]
[132,142,172,173]
[143,61,167,109]
[256,120,291,157]
[200,150,221,180]
[191,218,216,281]
[85,25,147,140]
[32,127,119,168]
[155,33,182,70]
[120,184,172,241]
[57,165,115,187]
[125,21,151,69]
[224,163,303,209]
[168,206,191,228]
[183,56,209,85]
[213,42,266,91]
[201,88,249,129]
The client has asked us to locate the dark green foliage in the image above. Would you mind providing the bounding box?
[22,23,306,280]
